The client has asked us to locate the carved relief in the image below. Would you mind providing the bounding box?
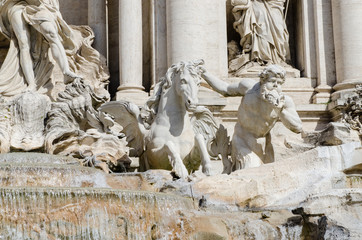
[342,84,362,138]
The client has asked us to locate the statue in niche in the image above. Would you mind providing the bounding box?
[100,60,229,179]
[229,0,291,76]
[201,64,303,172]
[0,0,108,97]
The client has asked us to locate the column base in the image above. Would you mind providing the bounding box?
[313,85,333,104]
[116,88,149,106]
[333,79,362,92]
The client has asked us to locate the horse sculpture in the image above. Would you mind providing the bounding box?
[100,60,228,178]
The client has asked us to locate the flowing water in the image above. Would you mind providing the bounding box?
[0,153,315,239]
[0,153,194,239]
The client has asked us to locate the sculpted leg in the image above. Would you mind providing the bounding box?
[264,133,275,164]
[9,10,35,90]
[231,131,264,170]
[38,21,82,83]
[194,134,211,175]
[163,141,188,179]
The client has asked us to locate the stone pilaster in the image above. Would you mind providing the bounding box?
[312,0,335,104]
[88,0,107,59]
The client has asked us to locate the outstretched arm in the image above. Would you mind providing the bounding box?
[201,70,255,97]
[279,96,303,133]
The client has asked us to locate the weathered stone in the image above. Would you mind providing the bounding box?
[319,122,359,146]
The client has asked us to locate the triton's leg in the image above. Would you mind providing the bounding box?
[10,10,35,90]
[264,133,275,164]
[38,21,82,83]
[231,127,264,170]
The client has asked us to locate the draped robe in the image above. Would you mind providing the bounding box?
[232,0,290,65]
[0,0,108,97]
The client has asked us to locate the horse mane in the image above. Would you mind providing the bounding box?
[142,59,204,127]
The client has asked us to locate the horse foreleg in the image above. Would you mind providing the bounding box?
[195,134,211,176]
[164,141,188,179]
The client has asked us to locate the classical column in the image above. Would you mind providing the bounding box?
[166,0,228,78]
[88,0,107,59]
[312,0,335,103]
[116,0,146,102]
[331,0,362,97]
[165,0,228,105]
[150,0,167,87]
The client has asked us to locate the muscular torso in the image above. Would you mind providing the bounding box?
[236,87,280,138]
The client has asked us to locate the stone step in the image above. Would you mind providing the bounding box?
[0,152,80,165]
[0,162,152,190]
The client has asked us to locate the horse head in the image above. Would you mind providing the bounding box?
[164,59,204,111]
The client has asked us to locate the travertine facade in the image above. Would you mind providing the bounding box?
[0,1,360,239]
[43,0,361,136]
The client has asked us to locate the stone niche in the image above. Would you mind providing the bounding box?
[224,0,337,133]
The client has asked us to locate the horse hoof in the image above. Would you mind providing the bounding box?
[173,164,188,179]
[202,165,211,176]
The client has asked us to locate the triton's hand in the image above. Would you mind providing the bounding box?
[265,91,285,109]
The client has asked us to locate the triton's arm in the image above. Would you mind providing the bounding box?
[279,95,303,133]
[201,70,255,97]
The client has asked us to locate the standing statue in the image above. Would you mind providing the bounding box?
[0,0,97,96]
[230,0,290,74]
[100,60,226,179]
[201,65,302,172]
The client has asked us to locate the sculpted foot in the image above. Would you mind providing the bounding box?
[64,71,83,84]
[26,84,36,92]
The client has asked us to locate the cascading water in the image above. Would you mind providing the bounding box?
[0,153,194,239]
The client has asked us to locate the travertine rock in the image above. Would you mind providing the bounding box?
[192,142,361,209]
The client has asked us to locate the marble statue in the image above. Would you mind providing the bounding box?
[45,79,131,173]
[229,0,290,75]
[201,64,302,172]
[0,0,126,172]
[100,60,226,178]
[0,0,108,97]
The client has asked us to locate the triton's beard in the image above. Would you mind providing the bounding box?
[261,84,284,107]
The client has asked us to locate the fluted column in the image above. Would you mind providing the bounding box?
[331,0,362,95]
[166,0,228,78]
[116,0,146,101]
[88,0,107,59]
